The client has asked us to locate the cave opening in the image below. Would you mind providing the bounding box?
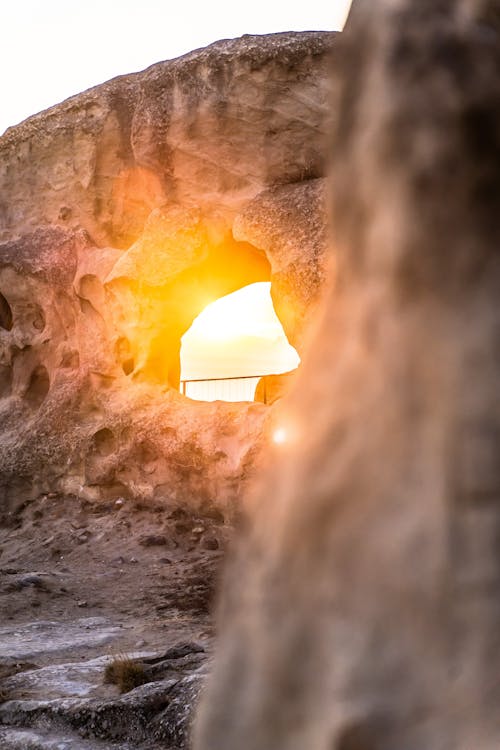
[180,282,300,403]
[109,226,301,403]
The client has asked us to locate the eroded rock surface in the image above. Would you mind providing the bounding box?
[0,647,208,749]
[0,33,334,249]
[0,493,224,749]
[234,178,329,349]
[0,31,334,505]
[194,2,500,749]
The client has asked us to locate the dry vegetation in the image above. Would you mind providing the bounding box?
[104,655,148,693]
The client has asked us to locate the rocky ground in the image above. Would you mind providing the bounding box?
[0,493,229,749]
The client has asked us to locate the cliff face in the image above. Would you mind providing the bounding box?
[0,32,335,509]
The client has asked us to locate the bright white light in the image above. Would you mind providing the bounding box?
[272,427,288,445]
[181,282,300,382]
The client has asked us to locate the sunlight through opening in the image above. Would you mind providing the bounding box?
[180,282,300,402]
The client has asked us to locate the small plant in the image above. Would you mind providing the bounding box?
[103,655,147,693]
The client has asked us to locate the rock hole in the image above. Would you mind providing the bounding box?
[0,292,13,331]
[58,206,72,221]
[115,336,134,376]
[79,298,97,316]
[135,440,159,474]
[11,302,45,333]
[122,358,134,375]
[32,310,46,331]
[60,350,80,369]
[78,274,102,301]
[91,428,116,457]
[180,281,300,402]
[25,365,50,408]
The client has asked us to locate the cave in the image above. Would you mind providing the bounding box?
[180,282,300,402]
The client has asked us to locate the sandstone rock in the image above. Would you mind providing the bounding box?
[0,678,179,745]
[0,31,336,506]
[0,640,209,748]
[152,674,205,748]
[0,618,122,662]
[194,2,500,749]
[233,178,330,348]
[254,370,298,405]
[0,727,130,749]
[0,32,335,248]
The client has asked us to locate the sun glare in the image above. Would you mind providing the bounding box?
[272,427,288,445]
[186,282,285,343]
[180,282,300,400]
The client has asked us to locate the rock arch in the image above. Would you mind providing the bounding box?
[106,210,272,390]
[0,31,332,504]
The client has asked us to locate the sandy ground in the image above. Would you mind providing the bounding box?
[0,492,228,675]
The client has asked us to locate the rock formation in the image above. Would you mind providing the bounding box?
[194,1,500,749]
[0,31,335,508]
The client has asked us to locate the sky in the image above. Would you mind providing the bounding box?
[1,0,353,135]
[181,282,300,382]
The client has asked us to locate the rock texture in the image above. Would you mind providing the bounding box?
[0,32,334,505]
[0,32,334,249]
[0,492,228,749]
[194,2,500,749]
[0,641,208,749]
[233,178,329,349]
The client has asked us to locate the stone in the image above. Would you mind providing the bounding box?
[0,644,209,749]
[0,728,130,750]
[193,2,500,749]
[4,574,49,592]
[139,535,168,548]
[0,618,122,662]
[201,537,219,551]
[152,674,205,748]
[0,31,336,508]
[0,33,335,248]
[233,178,330,348]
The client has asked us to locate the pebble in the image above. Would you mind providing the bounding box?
[202,537,219,551]
[140,535,168,547]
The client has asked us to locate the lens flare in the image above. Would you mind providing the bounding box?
[272,427,288,445]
